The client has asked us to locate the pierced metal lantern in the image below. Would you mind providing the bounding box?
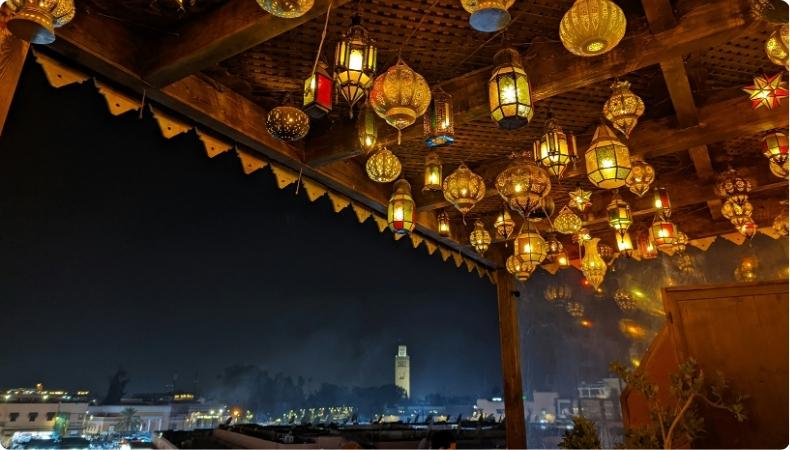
[554,205,582,235]
[469,220,492,255]
[765,24,789,69]
[423,152,443,192]
[625,156,655,197]
[437,210,452,237]
[568,186,592,212]
[489,48,533,130]
[443,163,486,215]
[424,89,455,147]
[585,124,632,189]
[653,187,672,218]
[370,59,431,144]
[559,0,626,57]
[494,208,516,240]
[607,191,632,235]
[6,0,75,44]
[566,301,585,318]
[614,289,636,312]
[335,16,377,110]
[256,0,314,18]
[615,231,633,257]
[715,168,753,206]
[581,238,607,290]
[762,131,788,170]
[544,283,572,305]
[603,80,645,138]
[366,147,401,183]
[545,232,564,262]
[637,230,658,260]
[534,117,577,179]
[721,199,754,227]
[357,100,378,154]
[460,0,515,32]
[514,227,547,267]
[388,179,415,235]
[649,216,678,249]
[266,106,310,141]
[303,61,333,118]
[506,255,536,281]
[495,151,551,216]
[674,231,689,254]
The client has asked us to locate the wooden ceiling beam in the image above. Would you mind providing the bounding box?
[0,29,29,137]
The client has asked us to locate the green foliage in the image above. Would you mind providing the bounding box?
[118,407,142,434]
[559,416,601,449]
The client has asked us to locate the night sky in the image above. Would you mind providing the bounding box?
[0,59,501,399]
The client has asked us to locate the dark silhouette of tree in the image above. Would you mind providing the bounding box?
[103,367,129,405]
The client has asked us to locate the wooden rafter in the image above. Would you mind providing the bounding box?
[0,28,29,136]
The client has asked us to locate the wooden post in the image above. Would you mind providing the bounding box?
[0,27,29,136]
[496,269,527,448]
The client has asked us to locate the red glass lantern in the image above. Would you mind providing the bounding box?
[303,61,333,118]
[649,217,678,249]
[637,231,658,259]
[653,187,671,218]
[762,131,789,168]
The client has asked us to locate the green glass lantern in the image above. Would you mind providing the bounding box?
[488,48,533,130]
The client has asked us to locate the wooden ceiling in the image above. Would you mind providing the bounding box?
[23,0,790,266]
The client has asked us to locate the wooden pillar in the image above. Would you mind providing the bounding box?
[0,27,29,136]
[496,268,527,448]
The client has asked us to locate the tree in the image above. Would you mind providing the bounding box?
[117,407,141,434]
[559,416,601,449]
[103,367,129,405]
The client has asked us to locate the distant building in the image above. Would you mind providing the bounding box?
[0,385,89,446]
[577,378,623,448]
[394,345,410,399]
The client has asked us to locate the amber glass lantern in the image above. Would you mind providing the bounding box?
[637,231,658,259]
[370,59,431,144]
[603,80,645,138]
[266,106,310,141]
[721,199,754,227]
[585,123,631,189]
[554,205,582,235]
[494,208,516,240]
[460,0,515,32]
[556,249,571,269]
[765,24,789,69]
[625,156,655,197]
[615,231,633,257]
[334,15,377,110]
[515,261,537,281]
[514,227,547,267]
[443,163,486,215]
[607,191,632,235]
[649,216,678,249]
[769,158,789,179]
[6,0,75,44]
[257,0,314,18]
[495,151,551,216]
[437,210,451,237]
[653,187,672,218]
[357,100,378,154]
[469,220,492,255]
[559,0,626,57]
[423,152,443,192]
[424,89,455,148]
[388,179,415,235]
[488,48,533,130]
[366,147,401,183]
[534,117,577,179]
[762,131,788,169]
[581,238,607,290]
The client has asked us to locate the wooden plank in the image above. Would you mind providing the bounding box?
[495,269,526,449]
[0,28,29,136]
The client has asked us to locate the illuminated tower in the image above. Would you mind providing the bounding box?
[394,345,410,398]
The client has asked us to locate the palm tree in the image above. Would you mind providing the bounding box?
[117,407,141,434]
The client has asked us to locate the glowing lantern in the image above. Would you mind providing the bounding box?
[303,61,333,118]
[649,217,678,249]
[437,210,451,237]
[554,205,583,235]
[556,250,571,269]
[544,283,572,305]
[566,301,584,318]
[762,131,788,169]
[581,238,607,290]
[559,0,626,57]
[738,219,758,238]
[494,208,516,240]
[674,231,688,254]
[423,152,443,192]
[653,187,672,218]
[715,168,753,206]
[505,255,520,274]
[469,220,492,255]
[334,16,377,110]
[769,158,789,179]
[614,289,635,311]
[365,147,401,183]
[619,319,647,340]
[735,256,759,282]
[772,206,788,237]
[545,233,564,262]
[388,179,415,235]
[514,228,547,267]
[5,0,75,44]
[573,227,592,245]
[721,199,753,227]
[357,100,378,154]
[534,117,577,179]
[585,123,632,189]
[568,186,592,212]
[607,191,632,235]
[625,157,655,197]
[495,151,551,216]
[603,80,645,138]
[266,106,310,141]
[424,89,455,147]
[488,48,533,130]
[460,0,515,32]
[370,59,431,144]
[256,0,313,18]
[743,72,788,110]
[765,24,789,69]
[507,255,536,281]
[443,163,486,215]
[615,231,633,257]
[637,231,658,259]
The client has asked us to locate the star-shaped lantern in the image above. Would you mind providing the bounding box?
[568,186,592,212]
[743,72,789,110]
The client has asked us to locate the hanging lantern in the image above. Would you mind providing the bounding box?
[615,231,633,257]
[527,196,555,222]
[554,205,583,235]
[388,179,415,235]
[597,242,615,266]
[488,48,533,130]
[566,301,585,318]
[545,233,564,262]
[573,227,592,245]
[581,238,607,290]
[437,210,452,237]
[766,24,789,69]
[534,117,577,179]
[721,198,753,227]
[256,0,313,18]
[649,216,678,249]
[715,168,753,206]
[556,249,571,269]
[495,151,551,216]
[614,290,636,312]
[423,152,443,192]
[507,255,536,281]
[514,227,547,267]
[653,187,672,218]
[625,157,655,197]
[505,255,520,274]
[676,253,696,275]
[559,0,626,57]
[607,191,633,235]
[743,72,789,110]
[5,0,75,44]
[366,147,401,183]
[674,231,689,254]
[469,220,492,255]
[568,186,592,212]
[424,89,455,147]
[357,100,378,154]
[637,230,658,259]
[266,106,310,141]
[443,163,486,215]
[762,131,789,170]
[772,206,788,237]
[769,158,789,179]
[494,208,516,240]
[544,283,572,305]
[586,124,632,189]
[303,61,333,118]
[738,219,758,238]
[370,59,431,144]
[460,0,515,32]
[334,15,377,110]
[603,80,645,138]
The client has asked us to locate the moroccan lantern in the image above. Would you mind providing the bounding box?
[424,89,455,147]
[545,233,564,262]
[266,106,310,141]
[303,61,333,118]
[559,0,626,57]
[370,59,431,144]
[5,0,75,44]
[534,117,577,179]
[637,230,658,259]
[544,283,572,305]
[598,242,615,266]
[649,216,678,249]
[437,210,451,237]
[762,131,788,169]
[607,191,633,235]
[357,100,378,154]
[488,48,533,130]
[566,301,585,318]
[581,238,607,290]
[738,219,758,238]
[514,227,547,267]
[676,253,696,275]
[334,16,377,110]
[388,179,415,235]
[494,208,516,240]
[423,152,443,192]
[568,186,592,212]
[674,231,689,254]
[615,231,633,257]
[653,187,672,218]
[366,147,401,183]
[715,168,753,206]
[625,157,655,197]
[743,72,788,110]
[585,124,632,189]
[772,206,788,237]
[495,152,551,216]
[614,290,636,312]
[515,263,537,282]
[721,199,753,227]
[769,158,789,179]
[469,220,492,255]
[603,80,645,138]
[554,205,583,235]
[443,163,486,215]
[765,24,789,69]
[256,0,313,18]
[556,250,571,269]
[527,196,555,222]
[460,0,515,32]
